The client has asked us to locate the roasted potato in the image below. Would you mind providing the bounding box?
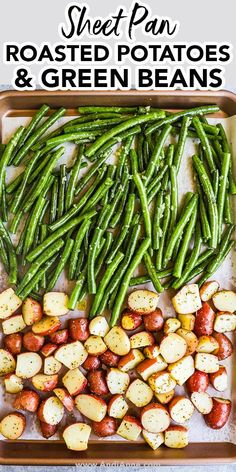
[118,348,144,372]
[141,403,170,433]
[87,370,109,396]
[128,289,159,315]
[199,281,219,302]
[107,394,129,419]
[0,349,16,376]
[0,288,22,320]
[49,329,68,345]
[194,302,215,337]
[32,316,61,336]
[84,335,107,356]
[14,389,40,412]
[16,352,42,379]
[43,292,69,317]
[32,374,58,392]
[137,357,167,381]
[186,370,209,393]
[204,397,231,429]
[54,341,88,369]
[53,388,74,412]
[126,379,153,407]
[160,333,187,363]
[82,355,101,371]
[75,394,107,422]
[169,396,194,423]
[212,332,233,360]
[100,349,120,367]
[39,421,58,439]
[104,327,130,356]
[62,368,87,396]
[0,412,26,439]
[164,425,188,448]
[4,333,22,355]
[130,331,155,349]
[62,422,91,451]
[37,397,64,425]
[106,368,130,394]
[190,392,213,414]
[142,430,164,450]
[212,290,236,313]
[117,415,142,441]
[92,416,118,437]
[172,284,201,314]
[167,355,194,386]
[23,331,45,352]
[4,373,23,394]
[69,318,89,341]
[164,317,181,334]
[22,297,43,325]
[89,316,109,337]
[210,366,228,392]
[143,309,164,332]
[121,311,142,330]
[2,314,26,335]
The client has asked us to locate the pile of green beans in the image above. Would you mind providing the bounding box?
[0,103,235,326]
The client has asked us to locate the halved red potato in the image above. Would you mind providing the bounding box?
[89,316,109,337]
[176,329,198,356]
[141,403,170,433]
[68,318,89,342]
[53,388,74,412]
[212,290,236,313]
[143,309,164,332]
[107,394,129,419]
[92,416,118,437]
[164,317,181,334]
[104,327,130,356]
[37,397,64,425]
[204,397,232,429]
[126,379,153,407]
[22,297,43,325]
[0,349,16,376]
[118,349,144,372]
[106,368,130,394]
[128,289,159,315]
[177,314,195,331]
[100,350,120,367]
[44,356,62,375]
[0,412,26,439]
[210,366,228,392]
[4,373,23,394]
[32,374,58,392]
[200,281,220,302]
[49,329,68,345]
[23,332,44,352]
[195,353,219,373]
[169,396,194,423]
[172,284,202,314]
[117,415,142,440]
[196,335,219,354]
[75,394,107,422]
[63,423,91,451]
[137,356,167,381]
[148,371,176,394]
[160,333,187,363]
[14,389,40,412]
[121,311,142,330]
[191,392,213,414]
[4,333,22,355]
[214,313,236,333]
[43,292,69,317]
[186,370,209,393]
[168,355,195,385]
[39,421,58,439]
[154,390,175,405]
[0,288,22,320]
[84,335,107,356]
[87,370,109,396]
[164,425,188,448]
[142,430,164,450]
[130,331,155,349]
[194,302,215,337]
[40,343,57,357]
[2,314,26,335]
[82,355,101,371]
[212,333,233,360]
[32,316,61,336]
[54,341,88,369]
[16,352,42,379]
[62,368,87,396]
[143,344,160,359]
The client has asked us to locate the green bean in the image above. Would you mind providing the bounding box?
[199,240,235,287]
[90,251,124,318]
[110,237,151,326]
[217,123,236,195]
[47,238,74,290]
[64,117,129,133]
[145,105,219,135]
[156,194,171,270]
[136,133,144,172]
[1,182,8,222]
[0,219,18,284]
[75,150,110,196]
[106,193,135,263]
[39,224,48,290]
[23,196,46,256]
[87,227,103,294]
[65,145,83,210]
[6,171,24,195]
[78,106,139,114]
[57,164,67,218]
[204,225,234,275]
[192,117,216,173]
[130,149,139,174]
[147,164,168,198]
[197,248,215,266]
[16,215,30,255]
[0,237,9,272]
[17,255,58,299]
[173,116,191,172]
[224,193,233,224]
[10,151,41,214]
[85,111,165,158]
[172,224,202,289]
[46,130,103,149]
[0,127,25,202]
[27,209,96,262]
[152,192,164,250]
[173,202,198,278]
[110,176,130,228]
[68,218,92,280]
[169,165,178,234]
[116,136,133,179]
[133,173,151,238]
[217,153,231,239]
[129,268,173,287]
[96,232,114,273]
[144,124,171,185]
[68,271,87,310]
[103,165,116,204]
[49,177,59,224]
[28,152,52,184]
[143,252,164,293]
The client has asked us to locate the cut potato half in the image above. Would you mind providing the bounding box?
[118,349,144,372]
[117,415,142,441]
[43,292,69,317]
[148,371,176,394]
[169,396,194,423]
[210,366,228,392]
[126,379,153,407]
[0,412,26,439]
[195,353,219,373]
[84,335,107,356]
[2,314,26,335]
[142,430,164,450]
[89,316,109,337]
[212,290,236,313]
[130,331,154,349]
[54,341,88,369]
[141,403,170,433]
[214,313,236,333]
[168,355,194,385]
[4,374,23,394]
[37,397,64,425]
[16,352,42,379]
[44,356,62,375]
[106,368,130,394]
[128,289,159,315]
[191,392,213,414]
[104,327,130,356]
[0,349,16,376]
[200,281,220,302]
[176,329,198,356]
[63,423,91,451]
[62,368,87,396]
[172,284,202,314]
[75,394,107,422]
[137,356,167,381]
[164,425,188,448]
[107,394,129,419]
[0,288,22,320]
[160,333,187,363]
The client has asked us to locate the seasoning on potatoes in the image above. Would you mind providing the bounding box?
[23,332,45,352]
[199,281,220,302]
[49,329,68,345]
[87,370,109,396]
[100,349,120,367]
[4,333,22,355]
[0,412,26,440]
[82,355,101,371]
[127,289,159,315]
[69,318,89,341]
[22,297,43,325]
[14,389,40,412]
[212,332,233,360]
[39,421,58,439]
[121,310,142,330]
[204,397,231,429]
[92,416,118,437]
[194,302,215,337]
[143,309,164,332]
[186,370,209,393]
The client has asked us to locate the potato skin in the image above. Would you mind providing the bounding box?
[69,318,89,341]
[92,416,118,437]
[49,329,68,345]
[22,297,43,324]
[121,311,142,331]
[100,349,120,367]
[82,355,101,371]
[204,398,231,429]
[23,331,45,352]
[13,389,40,412]
[194,302,215,337]
[39,421,58,438]
[40,343,57,357]
[143,309,164,332]
[87,370,109,396]
[186,370,209,393]
[4,333,22,355]
[213,333,233,360]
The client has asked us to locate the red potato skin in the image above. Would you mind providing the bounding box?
[13,389,40,412]
[121,311,142,331]
[143,309,164,332]
[186,370,209,393]
[22,298,43,324]
[23,332,45,352]
[49,329,68,345]
[141,402,168,424]
[168,395,187,413]
[68,318,89,341]
[92,416,118,437]
[87,370,109,396]
[4,333,22,355]
[194,302,215,337]
[33,317,61,336]
[204,398,232,429]
[210,366,227,388]
[166,424,188,433]
[82,355,101,371]
[100,350,120,367]
[53,388,74,411]
[39,421,58,439]
[123,415,142,428]
[40,343,57,357]
[212,333,233,360]
[35,375,58,392]
[107,394,124,415]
